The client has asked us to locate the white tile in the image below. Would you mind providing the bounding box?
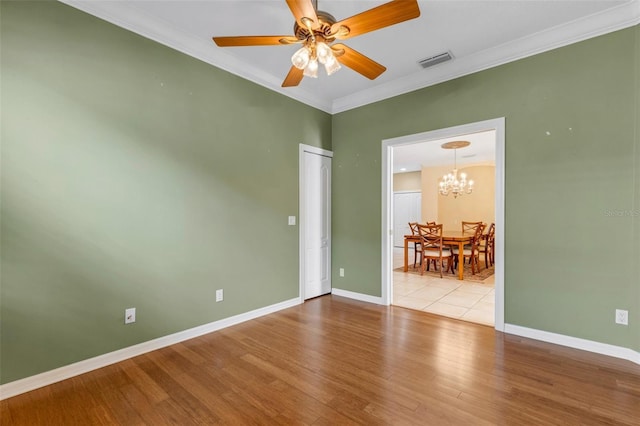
[394,279,425,289]
[479,294,495,304]
[394,297,433,311]
[410,286,452,301]
[393,272,414,283]
[425,280,461,291]
[482,275,495,285]
[393,247,495,327]
[455,283,493,295]
[471,301,494,312]
[462,308,495,326]
[423,302,469,319]
[438,291,484,308]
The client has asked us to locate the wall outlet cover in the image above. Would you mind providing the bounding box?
[615,309,628,325]
[216,289,224,302]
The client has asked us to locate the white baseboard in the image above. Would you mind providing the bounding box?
[331,288,385,305]
[0,297,302,401]
[505,324,640,365]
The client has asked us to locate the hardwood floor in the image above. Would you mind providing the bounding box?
[2,295,639,425]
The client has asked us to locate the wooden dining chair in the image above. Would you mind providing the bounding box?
[452,223,485,275]
[462,221,484,234]
[408,222,422,268]
[478,222,495,268]
[417,223,453,278]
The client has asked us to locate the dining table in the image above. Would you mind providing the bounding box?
[403,230,474,280]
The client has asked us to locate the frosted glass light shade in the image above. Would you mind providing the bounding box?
[303,58,318,78]
[291,47,310,70]
[324,55,341,75]
[316,42,332,64]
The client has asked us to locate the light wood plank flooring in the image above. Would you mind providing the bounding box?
[1,296,639,425]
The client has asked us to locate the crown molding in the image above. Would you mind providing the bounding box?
[59,0,639,115]
[331,0,640,113]
[59,0,334,113]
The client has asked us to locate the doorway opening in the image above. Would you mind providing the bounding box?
[381,118,505,331]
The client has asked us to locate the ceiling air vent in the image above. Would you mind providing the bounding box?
[418,51,453,69]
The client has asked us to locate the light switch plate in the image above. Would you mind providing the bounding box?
[288,216,296,226]
[125,307,136,324]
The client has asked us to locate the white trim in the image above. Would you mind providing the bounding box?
[59,0,332,113]
[381,118,506,332]
[0,297,301,401]
[382,144,395,306]
[332,1,640,113]
[299,144,333,301]
[505,324,640,366]
[59,0,640,115]
[393,190,422,194]
[332,288,385,306]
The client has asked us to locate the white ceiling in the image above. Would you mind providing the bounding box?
[62,1,639,114]
[393,129,496,173]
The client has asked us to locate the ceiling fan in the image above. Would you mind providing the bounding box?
[212,0,421,87]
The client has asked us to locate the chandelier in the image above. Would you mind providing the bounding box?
[438,141,474,198]
[291,38,341,78]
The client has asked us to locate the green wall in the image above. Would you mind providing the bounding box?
[332,26,640,352]
[0,1,331,384]
[1,1,638,386]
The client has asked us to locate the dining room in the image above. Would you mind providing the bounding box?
[391,129,497,326]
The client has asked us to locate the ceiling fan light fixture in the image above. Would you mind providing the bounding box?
[213,0,421,87]
[303,58,318,78]
[291,46,311,70]
[316,41,332,64]
[324,55,341,75]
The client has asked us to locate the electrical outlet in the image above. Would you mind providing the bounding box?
[339,268,345,277]
[216,289,224,302]
[125,307,136,324]
[615,309,628,325]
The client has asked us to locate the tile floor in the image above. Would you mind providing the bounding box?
[393,248,495,326]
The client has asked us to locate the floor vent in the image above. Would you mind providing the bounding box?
[418,51,453,69]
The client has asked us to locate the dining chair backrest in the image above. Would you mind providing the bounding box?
[486,222,495,241]
[416,223,443,250]
[426,221,436,226]
[470,223,486,251]
[409,222,419,236]
[485,222,496,266]
[462,221,483,234]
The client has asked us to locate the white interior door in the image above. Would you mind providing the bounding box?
[302,150,331,299]
[393,192,422,247]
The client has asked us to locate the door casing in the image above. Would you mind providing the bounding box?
[381,118,506,331]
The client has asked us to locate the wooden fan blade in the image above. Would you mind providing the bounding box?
[282,66,304,87]
[213,36,297,47]
[331,0,420,40]
[333,44,386,80]
[286,0,319,29]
